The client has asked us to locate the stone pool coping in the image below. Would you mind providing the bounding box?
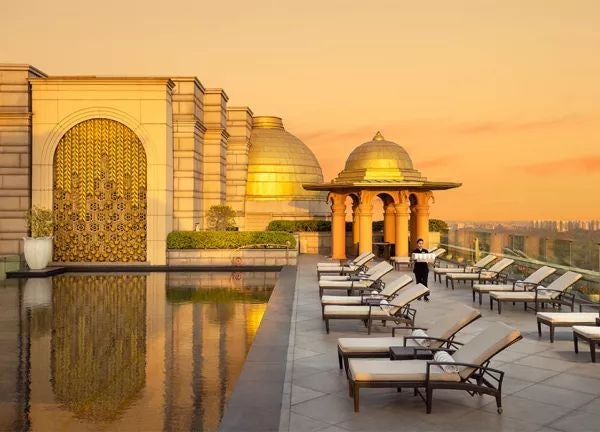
[219,265,297,432]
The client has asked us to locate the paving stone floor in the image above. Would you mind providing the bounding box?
[280,255,600,432]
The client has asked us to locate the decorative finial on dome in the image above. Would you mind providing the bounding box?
[373,131,384,141]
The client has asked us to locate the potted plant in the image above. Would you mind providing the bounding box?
[23,206,54,270]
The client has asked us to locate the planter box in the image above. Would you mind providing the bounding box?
[167,248,298,266]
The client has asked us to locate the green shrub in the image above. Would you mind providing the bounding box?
[268,220,389,233]
[167,231,296,249]
[26,206,54,237]
[206,205,236,230]
[267,220,331,233]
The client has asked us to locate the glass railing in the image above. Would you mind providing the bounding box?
[439,230,600,304]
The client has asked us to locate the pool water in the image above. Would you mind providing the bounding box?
[0,271,277,432]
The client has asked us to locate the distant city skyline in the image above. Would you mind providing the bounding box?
[2,0,599,220]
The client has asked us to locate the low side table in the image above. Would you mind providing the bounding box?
[389,346,433,360]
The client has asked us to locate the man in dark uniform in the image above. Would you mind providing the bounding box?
[412,238,430,301]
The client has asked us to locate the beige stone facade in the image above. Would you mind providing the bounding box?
[0,64,328,264]
[0,65,46,254]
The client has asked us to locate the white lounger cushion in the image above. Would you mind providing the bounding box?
[323,305,393,318]
[489,291,555,301]
[545,271,583,292]
[319,279,374,289]
[434,255,497,274]
[537,312,599,324]
[481,266,556,290]
[433,267,467,274]
[320,261,392,281]
[320,274,358,281]
[425,305,480,340]
[447,258,514,281]
[447,272,487,281]
[349,359,461,382]
[337,337,420,353]
[337,304,480,353]
[321,296,364,305]
[573,326,600,338]
[321,275,413,306]
[453,323,521,379]
[472,283,516,292]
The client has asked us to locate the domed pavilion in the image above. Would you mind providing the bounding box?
[303,132,461,259]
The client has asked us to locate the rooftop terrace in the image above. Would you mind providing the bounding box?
[278,255,600,432]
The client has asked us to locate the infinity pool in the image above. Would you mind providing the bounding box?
[0,271,278,432]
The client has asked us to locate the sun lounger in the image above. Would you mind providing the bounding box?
[320,260,390,281]
[321,274,413,317]
[319,261,393,297]
[573,324,600,362]
[472,265,556,304]
[317,251,372,268]
[317,252,375,278]
[336,304,481,372]
[347,322,522,413]
[489,271,582,314]
[446,258,515,290]
[432,254,497,282]
[323,283,430,334]
[537,302,600,342]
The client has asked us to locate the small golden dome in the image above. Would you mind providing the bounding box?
[246,116,325,199]
[334,133,425,183]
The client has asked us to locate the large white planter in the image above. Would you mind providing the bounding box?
[23,237,53,270]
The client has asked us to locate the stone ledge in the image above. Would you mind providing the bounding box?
[167,248,298,266]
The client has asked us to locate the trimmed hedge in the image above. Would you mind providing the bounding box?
[267,220,331,233]
[267,220,386,233]
[167,231,296,249]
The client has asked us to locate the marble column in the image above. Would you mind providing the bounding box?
[394,202,410,257]
[358,203,373,254]
[331,194,347,260]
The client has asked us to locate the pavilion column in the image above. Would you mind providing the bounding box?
[394,202,410,257]
[330,194,347,260]
[358,203,373,254]
[413,203,430,248]
[383,204,396,243]
[352,203,360,244]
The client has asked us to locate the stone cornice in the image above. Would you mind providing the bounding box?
[205,88,229,102]
[29,76,176,89]
[0,63,47,77]
[170,76,206,93]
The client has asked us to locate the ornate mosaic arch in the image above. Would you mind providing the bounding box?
[53,118,147,262]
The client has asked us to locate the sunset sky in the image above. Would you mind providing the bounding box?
[2,0,599,221]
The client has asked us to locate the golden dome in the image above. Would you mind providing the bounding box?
[334,132,425,183]
[246,116,325,199]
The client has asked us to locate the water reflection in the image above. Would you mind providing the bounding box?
[0,271,276,432]
[51,275,146,422]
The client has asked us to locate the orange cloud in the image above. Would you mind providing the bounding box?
[518,155,600,175]
[454,114,588,135]
[417,155,456,169]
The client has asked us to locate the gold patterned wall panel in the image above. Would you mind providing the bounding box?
[53,119,147,262]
